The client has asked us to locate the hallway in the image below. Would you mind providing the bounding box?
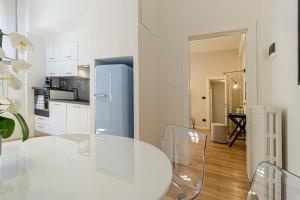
[198,130,249,200]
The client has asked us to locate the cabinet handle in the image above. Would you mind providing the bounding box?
[94,94,108,97]
[73,105,81,109]
[65,56,72,58]
[50,73,55,75]
[37,125,45,128]
[66,72,72,75]
[38,118,44,120]
[49,57,55,60]
[53,103,61,106]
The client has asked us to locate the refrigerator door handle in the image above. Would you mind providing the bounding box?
[94,94,108,97]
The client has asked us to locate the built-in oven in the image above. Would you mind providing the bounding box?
[34,88,49,117]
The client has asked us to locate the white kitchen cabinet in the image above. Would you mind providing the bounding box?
[67,103,89,134]
[61,60,78,76]
[46,61,61,76]
[34,115,51,133]
[46,45,60,62]
[49,101,67,135]
[45,42,79,77]
[60,43,78,61]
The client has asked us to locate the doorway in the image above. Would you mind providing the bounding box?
[188,30,250,199]
[189,31,247,131]
[207,78,227,126]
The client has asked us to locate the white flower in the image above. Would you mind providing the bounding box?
[0,47,5,59]
[11,60,32,73]
[9,76,22,90]
[8,32,33,54]
[6,68,23,90]
[0,62,6,73]
[0,96,13,105]
[0,97,14,113]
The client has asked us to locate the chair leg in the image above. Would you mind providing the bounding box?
[171,181,187,200]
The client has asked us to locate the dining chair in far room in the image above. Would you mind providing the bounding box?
[161,124,207,200]
[247,161,300,200]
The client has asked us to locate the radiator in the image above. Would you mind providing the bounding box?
[247,105,282,177]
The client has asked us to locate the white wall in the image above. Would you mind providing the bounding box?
[138,16,161,147]
[190,49,242,129]
[27,33,46,136]
[148,0,258,148]
[88,0,139,138]
[257,0,300,174]
[25,0,88,32]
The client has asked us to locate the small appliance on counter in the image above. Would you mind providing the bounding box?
[45,77,60,89]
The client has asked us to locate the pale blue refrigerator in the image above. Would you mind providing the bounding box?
[95,64,133,138]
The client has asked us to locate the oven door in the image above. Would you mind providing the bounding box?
[34,89,49,117]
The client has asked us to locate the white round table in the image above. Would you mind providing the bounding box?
[0,134,172,200]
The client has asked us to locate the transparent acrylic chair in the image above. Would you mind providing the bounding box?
[161,124,207,200]
[248,161,300,200]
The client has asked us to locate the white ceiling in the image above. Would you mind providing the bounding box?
[190,34,242,53]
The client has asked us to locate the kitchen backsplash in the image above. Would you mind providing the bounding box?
[52,77,90,101]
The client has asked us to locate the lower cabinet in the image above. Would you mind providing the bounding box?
[35,115,51,133]
[35,101,89,135]
[66,103,89,134]
[49,101,67,135]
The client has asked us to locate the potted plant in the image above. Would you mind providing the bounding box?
[0,29,33,155]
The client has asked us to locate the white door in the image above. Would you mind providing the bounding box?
[61,60,78,76]
[46,45,60,62]
[210,80,226,124]
[95,68,112,134]
[60,43,78,60]
[67,104,89,134]
[46,61,61,76]
[49,101,67,135]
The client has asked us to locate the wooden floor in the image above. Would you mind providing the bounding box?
[197,129,249,200]
[163,129,249,200]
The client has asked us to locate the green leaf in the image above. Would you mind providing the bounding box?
[13,113,29,142]
[0,116,15,139]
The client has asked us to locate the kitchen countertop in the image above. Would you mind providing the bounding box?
[32,86,74,92]
[50,99,90,105]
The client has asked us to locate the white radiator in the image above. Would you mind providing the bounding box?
[247,105,282,177]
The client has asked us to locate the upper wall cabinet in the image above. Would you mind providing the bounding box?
[60,43,78,60]
[45,30,90,77]
[46,42,78,77]
[46,45,60,62]
[46,61,61,76]
[61,60,78,76]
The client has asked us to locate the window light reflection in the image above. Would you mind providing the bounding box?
[180,175,192,182]
[188,131,200,143]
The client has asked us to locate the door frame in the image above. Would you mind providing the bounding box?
[206,77,227,130]
[182,21,258,178]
